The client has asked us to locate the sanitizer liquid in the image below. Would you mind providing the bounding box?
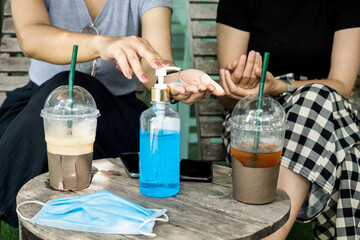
[139,130,180,197]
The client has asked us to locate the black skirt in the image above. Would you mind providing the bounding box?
[0,71,147,227]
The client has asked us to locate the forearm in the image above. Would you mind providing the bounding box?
[289,78,355,99]
[140,6,174,89]
[18,24,102,64]
[12,0,103,64]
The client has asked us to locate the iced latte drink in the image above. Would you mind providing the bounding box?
[41,86,99,191]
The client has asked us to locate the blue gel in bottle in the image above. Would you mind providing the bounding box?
[140,129,180,197]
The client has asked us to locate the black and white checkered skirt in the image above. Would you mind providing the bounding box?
[222,76,360,239]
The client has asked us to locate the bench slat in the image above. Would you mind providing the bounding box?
[192,22,216,38]
[2,17,15,35]
[198,99,224,115]
[189,5,217,20]
[0,74,29,92]
[4,0,11,17]
[194,58,218,75]
[1,38,21,53]
[194,40,217,56]
[199,116,222,137]
[0,57,30,72]
[201,139,225,161]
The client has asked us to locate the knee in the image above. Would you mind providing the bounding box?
[286,83,336,120]
[296,83,335,102]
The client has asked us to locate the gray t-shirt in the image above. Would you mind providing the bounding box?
[29,0,172,96]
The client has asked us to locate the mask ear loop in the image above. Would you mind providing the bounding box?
[16,200,45,222]
[138,213,169,238]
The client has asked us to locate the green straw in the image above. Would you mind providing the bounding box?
[253,52,270,150]
[67,45,78,132]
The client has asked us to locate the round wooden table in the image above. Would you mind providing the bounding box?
[17,158,290,240]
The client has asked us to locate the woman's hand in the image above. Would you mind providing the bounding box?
[220,52,285,99]
[220,51,262,99]
[220,51,262,100]
[221,68,283,99]
[164,69,225,105]
[97,35,169,83]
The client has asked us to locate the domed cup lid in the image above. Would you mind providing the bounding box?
[40,85,100,120]
[228,95,287,131]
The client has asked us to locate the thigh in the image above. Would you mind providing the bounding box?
[0,81,38,138]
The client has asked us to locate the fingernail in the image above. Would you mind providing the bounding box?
[141,74,148,82]
[126,70,132,79]
[116,64,121,71]
[155,61,162,67]
[162,61,169,65]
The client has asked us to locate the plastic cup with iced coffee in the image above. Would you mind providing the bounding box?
[40,85,100,191]
[228,95,287,204]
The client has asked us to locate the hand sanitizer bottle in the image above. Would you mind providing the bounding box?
[139,67,181,197]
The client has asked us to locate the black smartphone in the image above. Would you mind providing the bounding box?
[119,152,213,182]
[180,159,213,182]
[119,152,140,177]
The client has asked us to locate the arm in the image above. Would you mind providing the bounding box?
[11,0,168,82]
[217,23,251,109]
[252,28,360,99]
[140,6,174,89]
[298,28,360,99]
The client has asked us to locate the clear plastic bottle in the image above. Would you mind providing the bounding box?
[139,67,181,197]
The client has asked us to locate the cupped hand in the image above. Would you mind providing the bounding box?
[164,69,225,105]
[220,68,259,100]
[226,50,262,88]
[220,51,263,100]
[220,66,280,100]
[98,35,169,83]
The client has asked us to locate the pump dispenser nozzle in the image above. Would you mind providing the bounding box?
[152,67,181,102]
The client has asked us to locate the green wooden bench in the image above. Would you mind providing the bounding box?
[187,0,224,161]
[0,0,29,106]
[187,0,360,162]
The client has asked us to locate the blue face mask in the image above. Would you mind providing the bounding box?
[16,190,169,237]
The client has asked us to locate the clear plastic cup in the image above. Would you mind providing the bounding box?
[40,85,100,191]
[228,95,287,204]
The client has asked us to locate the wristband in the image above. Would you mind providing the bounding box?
[281,79,294,93]
[170,97,179,104]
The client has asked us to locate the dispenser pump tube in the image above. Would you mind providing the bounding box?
[152,67,181,102]
[155,67,181,88]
